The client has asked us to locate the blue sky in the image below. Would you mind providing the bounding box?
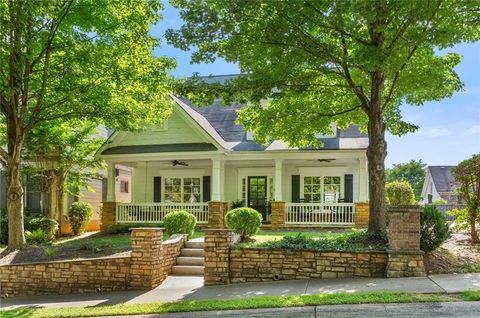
[152,2,480,168]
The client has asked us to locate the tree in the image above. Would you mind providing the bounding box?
[386,160,426,201]
[24,119,106,233]
[167,0,479,234]
[0,0,174,249]
[451,154,480,243]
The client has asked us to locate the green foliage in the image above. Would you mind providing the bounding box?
[245,230,387,252]
[420,205,450,253]
[386,160,427,201]
[385,180,416,205]
[163,210,197,237]
[225,207,262,240]
[103,223,164,235]
[432,198,448,205]
[25,217,59,241]
[451,154,480,243]
[230,199,245,209]
[25,229,50,245]
[68,202,93,236]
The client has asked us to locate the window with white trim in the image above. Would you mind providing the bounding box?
[164,177,201,203]
[303,176,341,203]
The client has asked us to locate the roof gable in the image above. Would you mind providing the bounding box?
[428,166,458,193]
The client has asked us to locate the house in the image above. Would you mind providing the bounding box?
[421,166,461,205]
[98,79,370,228]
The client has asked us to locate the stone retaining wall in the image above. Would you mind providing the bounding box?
[0,256,131,297]
[229,248,387,283]
[0,229,186,298]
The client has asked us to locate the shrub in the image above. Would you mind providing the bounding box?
[25,229,50,245]
[225,207,262,240]
[432,198,448,205]
[385,180,416,205]
[25,216,58,241]
[420,205,451,253]
[68,202,93,235]
[230,199,245,209]
[163,210,196,237]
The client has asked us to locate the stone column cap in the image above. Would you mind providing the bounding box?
[129,227,164,231]
[387,205,422,213]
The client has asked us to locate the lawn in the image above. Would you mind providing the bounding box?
[252,229,348,243]
[0,228,205,265]
[2,291,479,318]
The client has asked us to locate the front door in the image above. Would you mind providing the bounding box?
[247,176,268,221]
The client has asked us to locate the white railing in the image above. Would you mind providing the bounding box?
[285,203,355,226]
[116,203,209,224]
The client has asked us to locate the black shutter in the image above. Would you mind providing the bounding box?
[203,176,211,202]
[291,175,300,203]
[153,177,161,202]
[344,174,353,203]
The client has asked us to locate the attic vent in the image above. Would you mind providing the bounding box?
[246,131,254,141]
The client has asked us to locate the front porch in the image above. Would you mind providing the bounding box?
[101,152,370,229]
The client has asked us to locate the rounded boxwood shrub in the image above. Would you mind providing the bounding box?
[385,180,416,205]
[420,205,451,253]
[25,216,59,241]
[225,207,262,241]
[164,210,197,237]
[68,202,93,235]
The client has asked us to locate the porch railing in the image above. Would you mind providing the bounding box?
[116,202,209,224]
[285,203,355,226]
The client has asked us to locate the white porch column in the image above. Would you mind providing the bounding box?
[106,162,116,202]
[358,157,368,202]
[211,158,223,201]
[274,159,283,201]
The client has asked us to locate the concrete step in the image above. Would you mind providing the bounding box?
[176,256,204,266]
[185,241,204,249]
[181,248,204,257]
[171,265,204,275]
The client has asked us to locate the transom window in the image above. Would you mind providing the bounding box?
[164,177,201,203]
[303,176,341,203]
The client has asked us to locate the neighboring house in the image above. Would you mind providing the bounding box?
[421,166,461,205]
[0,126,132,233]
[98,80,370,227]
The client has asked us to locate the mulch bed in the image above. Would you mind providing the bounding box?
[0,232,131,265]
[424,233,480,274]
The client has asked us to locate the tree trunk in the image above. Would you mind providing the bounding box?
[471,216,479,243]
[366,69,387,235]
[7,154,26,250]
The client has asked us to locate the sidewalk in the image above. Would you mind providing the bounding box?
[1,273,479,311]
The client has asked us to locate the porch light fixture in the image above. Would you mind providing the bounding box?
[172,160,189,167]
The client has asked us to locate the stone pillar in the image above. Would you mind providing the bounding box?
[100,202,117,231]
[129,228,164,289]
[271,201,285,229]
[208,201,228,228]
[354,202,369,228]
[204,229,232,285]
[386,206,426,278]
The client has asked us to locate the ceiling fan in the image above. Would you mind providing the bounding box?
[317,159,336,163]
[172,160,189,167]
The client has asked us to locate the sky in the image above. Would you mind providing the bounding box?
[151,2,480,168]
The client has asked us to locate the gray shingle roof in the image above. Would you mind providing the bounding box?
[429,166,459,193]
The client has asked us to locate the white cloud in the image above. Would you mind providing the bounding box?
[463,125,480,136]
[417,127,451,138]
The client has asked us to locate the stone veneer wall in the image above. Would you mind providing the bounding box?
[0,256,131,297]
[0,230,186,298]
[229,249,387,283]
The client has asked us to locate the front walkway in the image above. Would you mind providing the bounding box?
[1,273,479,310]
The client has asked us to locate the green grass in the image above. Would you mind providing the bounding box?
[1,291,476,318]
[462,263,480,273]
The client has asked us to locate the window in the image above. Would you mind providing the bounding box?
[164,177,201,203]
[120,180,129,193]
[323,176,341,203]
[303,176,341,203]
